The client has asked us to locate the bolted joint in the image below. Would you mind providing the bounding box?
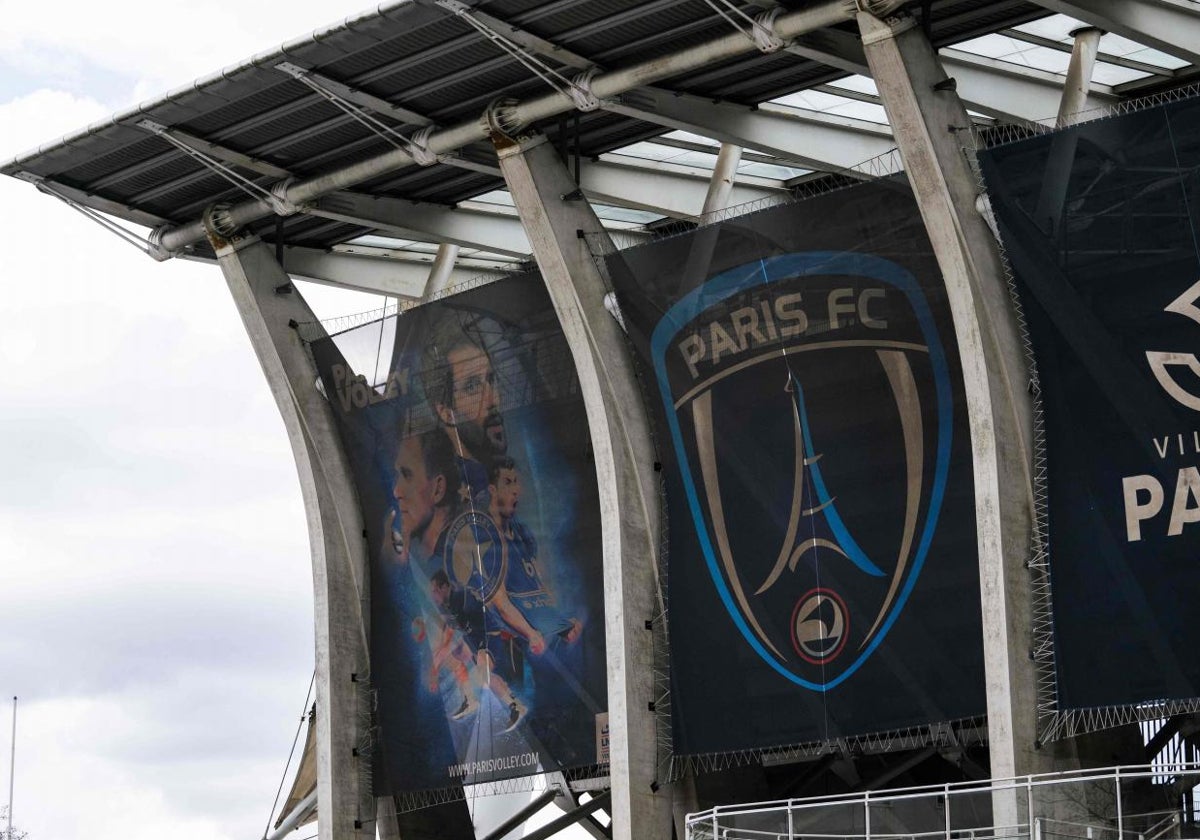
[846,0,907,17]
[146,225,175,262]
[407,125,440,167]
[268,178,301,217]
[751,8,786,54]
[856,7,917,45]
[202,202,253,253]
[567,68,603,112]
[482,96,524,146]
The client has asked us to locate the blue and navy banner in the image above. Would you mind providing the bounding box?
[310,272,607,794]
[978,98,1200,711]
[608,181,985,755]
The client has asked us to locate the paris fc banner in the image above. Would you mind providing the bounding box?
[608,181,985,755]
[978,97,1200,712]
[310,272,607,794]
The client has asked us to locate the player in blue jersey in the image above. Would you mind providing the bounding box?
[487,456,583,648]
[420,317,508,507]
[394,430,533,729]
[385,430,480,720]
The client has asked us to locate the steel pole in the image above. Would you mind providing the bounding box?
[156,0,901,253]
[6,696,15,840]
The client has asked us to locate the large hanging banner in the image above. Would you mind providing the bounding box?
[609,181,985,755]
[978,98,1200,712]
[310,273,607,795]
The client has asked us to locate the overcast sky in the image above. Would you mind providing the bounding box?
[0,2,566,839]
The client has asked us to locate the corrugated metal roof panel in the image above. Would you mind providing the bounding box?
[19,0,1192,257]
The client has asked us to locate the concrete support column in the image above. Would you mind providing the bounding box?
[856,11,1063,785]
[420,243,461,303]
[492,132,672,840]
[206,222,374,840]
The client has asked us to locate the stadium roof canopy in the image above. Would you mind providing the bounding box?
[4,0,1199,297]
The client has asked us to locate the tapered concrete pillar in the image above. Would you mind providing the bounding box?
[1033,26,1105,238]
[420,243,460,303]
[1058,27,1103,127]
[205,218,374,840]
[856,11,1071,785]
[492,132,672,840]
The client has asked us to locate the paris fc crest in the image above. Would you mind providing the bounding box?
[651,252,954,691]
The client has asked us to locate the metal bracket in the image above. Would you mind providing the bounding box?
[859,10,918,45]
[137,119,169,135]
[848,0,908,16]
[202,201,240,241]
[275,61,310,79]
[268,177,301,216]
[408,125,439,166]
[145,226,174,262]
[482,96,523,143]
[567,68,603,112]
[752,8,785,54]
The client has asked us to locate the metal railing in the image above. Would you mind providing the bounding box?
[687,764,1200,840]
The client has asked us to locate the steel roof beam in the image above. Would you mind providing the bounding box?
[1030,0,1200,67]
[13,172,171,229]
[605,87,896,175]
[306,191,534,257]
[647,134,815,172]
[251,244,507,297]
[155,0,899,252]
[578,157,784,221]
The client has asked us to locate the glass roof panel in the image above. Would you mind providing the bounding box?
[770,90,889,124]
[824,75,879,96]
[1105,38,1190,71]
[591,204,665,224]
[663,149,721,168]
[613,140,681,162]
[1090,62,1153,86]
[954,32,1027,59]
[738,161,809,180]
[352,234,416,249]
[663,130,720,146]
[469,190,515,207]
[1013,14,1082,41]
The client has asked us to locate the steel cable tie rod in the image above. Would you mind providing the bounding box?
[157,0,901,254]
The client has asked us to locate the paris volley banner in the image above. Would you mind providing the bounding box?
[608,181,985,755]
[309,272,607,795]
[978,97,1200,712]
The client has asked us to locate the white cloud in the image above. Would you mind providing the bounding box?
[0,6,570,839]
[0,88,109,160]
[0,86,318,840]
[0,0,384,111]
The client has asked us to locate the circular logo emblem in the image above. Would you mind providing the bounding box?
[443,510,505,602]
[791,588,849,664]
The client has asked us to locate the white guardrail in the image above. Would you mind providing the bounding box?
[686,764,1200,840]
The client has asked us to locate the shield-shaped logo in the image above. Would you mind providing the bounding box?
[652,252,954,690]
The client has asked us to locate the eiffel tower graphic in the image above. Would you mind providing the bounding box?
[691,351,926,667]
